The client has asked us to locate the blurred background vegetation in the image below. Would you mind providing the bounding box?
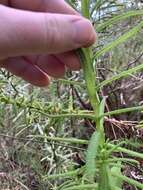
[0,0,143,189]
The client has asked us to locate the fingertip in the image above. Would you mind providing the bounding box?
[56,51,81,71]
[72,17,97,47]
[32,67,50,87]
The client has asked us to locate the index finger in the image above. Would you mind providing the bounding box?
[7,0,79,15]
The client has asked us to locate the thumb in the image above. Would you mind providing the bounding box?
[0,5,96,59]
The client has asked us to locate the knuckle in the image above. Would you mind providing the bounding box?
[42,14,59,51]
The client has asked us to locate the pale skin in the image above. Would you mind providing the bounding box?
[0,0,96,86]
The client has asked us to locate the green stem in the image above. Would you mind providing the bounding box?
[99,163,112,190]
[80,0,100,125]
[81,0,106,184]
[29,135,88,145]
[81,0,90,19]
[78,48,100,114]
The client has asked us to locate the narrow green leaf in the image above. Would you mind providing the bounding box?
[97,63,143,90]
[108,144,143,159]
[109,158,139,165]
[90,0,106,16]
[99,97,106,127]
[43,168,80,180]
[30,135,88,145]
[111,171,143,189]
[104,105,143,117]
[85,131,101,181]
[96,10,143,32]
[94,21,143,59]
[97,97,106,143]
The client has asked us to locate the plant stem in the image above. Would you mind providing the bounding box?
[81,0,90,19]
[78,48,100,114]
[80,0,106,183]
[80,0,100,121]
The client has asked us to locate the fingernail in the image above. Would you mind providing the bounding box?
[73,19,96,46]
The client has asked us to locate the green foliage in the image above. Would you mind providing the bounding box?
[85,131,101,181]
[0,0,143,189]
[95,20,143,59]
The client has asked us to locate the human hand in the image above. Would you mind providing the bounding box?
[0,0,96,86]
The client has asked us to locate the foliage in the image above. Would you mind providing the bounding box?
[0,0,143,190]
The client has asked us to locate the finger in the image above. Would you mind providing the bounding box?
[0,0,8,6]
[36,55,65,78]
[7,0,79,14]
[56,51,81,71]
[0,5,96,59]
[22,53,79,77]
[2,57,50,86]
